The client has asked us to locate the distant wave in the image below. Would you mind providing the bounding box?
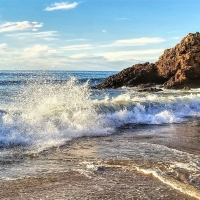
[0,78,105,86]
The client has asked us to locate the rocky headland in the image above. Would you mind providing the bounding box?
[93,32,200,90]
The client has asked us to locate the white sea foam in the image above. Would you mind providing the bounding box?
[134,166,200,200]
[0,77,112,151]
[102,141,200,199]
[0,77,200,151]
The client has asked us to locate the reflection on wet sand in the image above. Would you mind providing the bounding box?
[0,121,200,199]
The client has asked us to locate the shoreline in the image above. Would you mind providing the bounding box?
[0,167,197,200]
[0,122,200,199]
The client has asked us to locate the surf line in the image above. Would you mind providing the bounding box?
[103,161,200,200]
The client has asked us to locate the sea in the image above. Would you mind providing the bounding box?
[0,70,200,199]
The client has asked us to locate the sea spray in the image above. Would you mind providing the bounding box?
[1,75,200,151]
[0,77,113,151]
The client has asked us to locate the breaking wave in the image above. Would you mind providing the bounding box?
[0,76,200,151]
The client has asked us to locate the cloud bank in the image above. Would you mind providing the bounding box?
[0,42,164,70]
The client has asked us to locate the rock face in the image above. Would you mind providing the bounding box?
[157,32,200,89]
[93,32,200,90]
[92,62,166,89]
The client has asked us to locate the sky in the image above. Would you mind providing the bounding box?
[0,0,200,71]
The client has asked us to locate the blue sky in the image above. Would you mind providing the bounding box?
[0,0,199,70]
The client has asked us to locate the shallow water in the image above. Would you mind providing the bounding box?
[1,122,199,199]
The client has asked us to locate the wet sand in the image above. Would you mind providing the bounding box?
[0,122,200,199]
[0,167,196,200]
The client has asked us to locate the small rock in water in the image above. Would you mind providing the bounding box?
[183,86,191,90]
[138,87,163,93]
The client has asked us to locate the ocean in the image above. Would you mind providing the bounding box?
[0,70,200,199]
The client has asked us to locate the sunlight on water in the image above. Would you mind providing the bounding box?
[0,74,200,153]
[0,77,113,151]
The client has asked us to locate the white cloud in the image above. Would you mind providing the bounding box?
[6,31,59,41]
[0,21,43,33]
[65,38,88,42]
[60,44,93,51]
[45,2,79,11]
[23,44,57,57]
[0,43,7,49]
[0,34,166,70]
[0,43,7,52]
[102,30,106,33]
[95,49,164,61]
[69,53,86,58]
[0,43,161,70]
[102,37,165,47]
[0,44,59,69]
[115,18,129,20]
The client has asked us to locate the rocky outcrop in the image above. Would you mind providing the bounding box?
[93,32,200,90]
[92,62,166,89]
[156,32,200,88]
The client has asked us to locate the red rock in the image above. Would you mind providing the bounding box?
[157,32,200,88]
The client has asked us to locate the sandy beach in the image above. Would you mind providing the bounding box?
[0,167,197,200]
[0,122,199,200]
